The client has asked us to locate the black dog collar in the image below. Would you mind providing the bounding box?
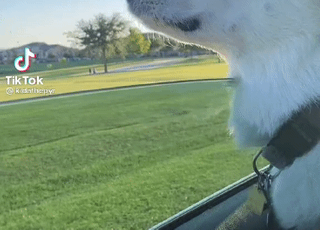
[261,98,320,169]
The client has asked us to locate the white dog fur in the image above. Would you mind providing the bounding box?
[127,0,320,229]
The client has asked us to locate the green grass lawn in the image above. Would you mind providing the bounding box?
[0,58,157,81]
[0,57,161,77]
[0,81,263,230]
[0,55,221,82]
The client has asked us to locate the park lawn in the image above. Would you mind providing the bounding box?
[0,57,161,77]
[0,60,228,102]
[0,58,161,83]
[0,81,265,230]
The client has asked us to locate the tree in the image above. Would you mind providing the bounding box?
[60,58,67,65]
[149,34,166,51]
[48,53,56,59]
[127,28,151,55]
[68,13,128,73]
[105,37,129,60]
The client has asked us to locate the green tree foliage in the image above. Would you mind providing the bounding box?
[149,35,166,51]
[106,38,128,60]
[60,58,67,65]
[69,13,128,73]
[48,53,56,59]
[127,28,151,55]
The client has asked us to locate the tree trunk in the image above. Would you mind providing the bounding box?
[102,47,108,73]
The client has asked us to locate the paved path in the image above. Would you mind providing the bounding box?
[113,58,185,72]
[93,57,192,75]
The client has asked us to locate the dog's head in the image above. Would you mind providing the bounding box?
[127,0,320,58]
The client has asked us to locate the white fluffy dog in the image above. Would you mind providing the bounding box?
[126,0,320,229]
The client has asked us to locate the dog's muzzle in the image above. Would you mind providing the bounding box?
[126,0,202,32]
[163,17,201,32]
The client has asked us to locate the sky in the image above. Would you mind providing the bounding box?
[1,0,152,50]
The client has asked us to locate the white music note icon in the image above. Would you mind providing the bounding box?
[14,48,37,72]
